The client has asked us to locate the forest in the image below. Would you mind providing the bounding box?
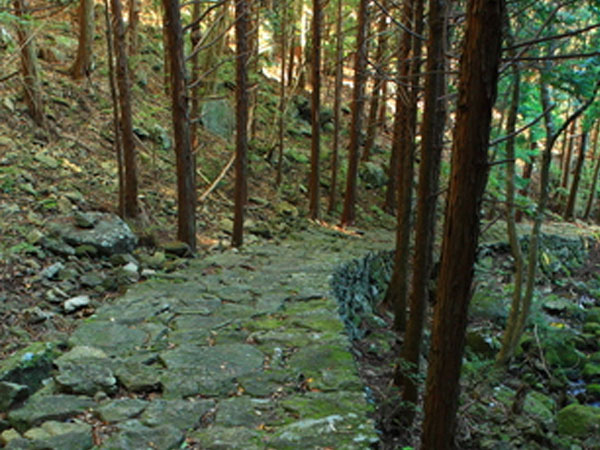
[1,0,600,448]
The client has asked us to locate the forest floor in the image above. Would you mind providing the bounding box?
[2,8,600,449]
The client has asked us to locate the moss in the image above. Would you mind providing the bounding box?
[557,403,600,437]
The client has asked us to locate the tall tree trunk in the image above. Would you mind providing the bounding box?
[103,0,125,217]
[72,0,95,79]
[421,0,503,447]
[327,0,344,213]
[128,0,139,55]
[383,0,418,331]
[361,0,389,163]
[341,0,369,226]
[496,48,524,366]
[163,0,197,251]
[564,131,588,220]
[248,0,259,139]
[400,0,447,419]
[276,1,288,186]
[13,0,45,127]
[515,138,534,223]
[559,118,577,204]
[232,0,249,247]
[308,0,322,219]
[584,120,600,219]
[111,0,139,218]
[189,0,201,153]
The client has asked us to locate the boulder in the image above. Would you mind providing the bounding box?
[557,403,600,437]
[50,212,137,256]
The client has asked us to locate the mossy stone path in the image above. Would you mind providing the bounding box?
[2,226,394,449]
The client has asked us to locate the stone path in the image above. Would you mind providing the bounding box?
[1,226,394,449]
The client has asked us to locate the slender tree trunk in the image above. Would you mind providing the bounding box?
[383,0,417,331]
[559,118,577,203]
[163,0,197,251]
[232,0,249,247]
[584,120,600,219]
[496,52,524,366]
[13,0,45,127]
[421,1,503,447]
[248,0,259,139]
[564,131,588,220]
[515,138,534,223]
[400,0,447,418]
[308,0,322,219]
[341,0,369,226]
[103,0,125,217]
[327,0,344,213]
[111,0,139,218]
[287,32,296,88]
[162,6,170,95]
[276,2,287,186]
[361,0,389,162]
[189,0,201,152]
[72,0,95,79]
[128,0,139,55]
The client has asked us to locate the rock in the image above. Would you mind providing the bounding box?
[54,359,117,395]
[215,397,277,428]
[40,263,65,280]
[0,429,21,446]
[110,253,138,266]
[465,328,496,357]
[94,398,148,423]
[275,201,298,217]
[63,295,90,313]
[189,426,264,449]
[8,395,95,432]
[542,296,572,314]
[0,382,29,412]
[40,238,76,257]
[0,342,58,393]
[79,273,103,287]
[56,346,108,363]
[25,229,44,245]
[140,399,215,430]
[22,307,52,324]
[34,152,59,169]
[523,391,554,422]
[101,420,184,450]
[74,245,98,257]
[583,322,600,334]
[73,212,97,229]
[202,99,235,139]
[161,241,191,257]
[22,420,92,450]
[114,362,162,393]
[69,321,147,356]
[139,251,166,269]
[159,344,264,398]
[53,212,138,256]
[557,403,600,437]
[359,161,387,189]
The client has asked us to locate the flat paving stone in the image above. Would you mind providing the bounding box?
[4,227,393,448]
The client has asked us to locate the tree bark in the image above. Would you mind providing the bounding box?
[400,0,446,417]
[341,0,369,226]
[128,0,139,55]
[13,0,45,127]
[327,0,344,213]
[189,0,201,152]
[308,0,322,220]
[163,0,197,251]
[111,0,139,218]
[421,0,503,447]
[232,0,249,247]
[584,120,600,219]
[564,131,588,220]
[72,0,95,79]
[103,0,125,217]
[361,0,389,163]
[276,1,288,186]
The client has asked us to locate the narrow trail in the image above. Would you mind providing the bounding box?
[4,226,395,449]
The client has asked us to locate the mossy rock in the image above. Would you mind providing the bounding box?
[0,342,59,394]
[583,322,600,334]
[583,362,600,380]
[557,403,600,437]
